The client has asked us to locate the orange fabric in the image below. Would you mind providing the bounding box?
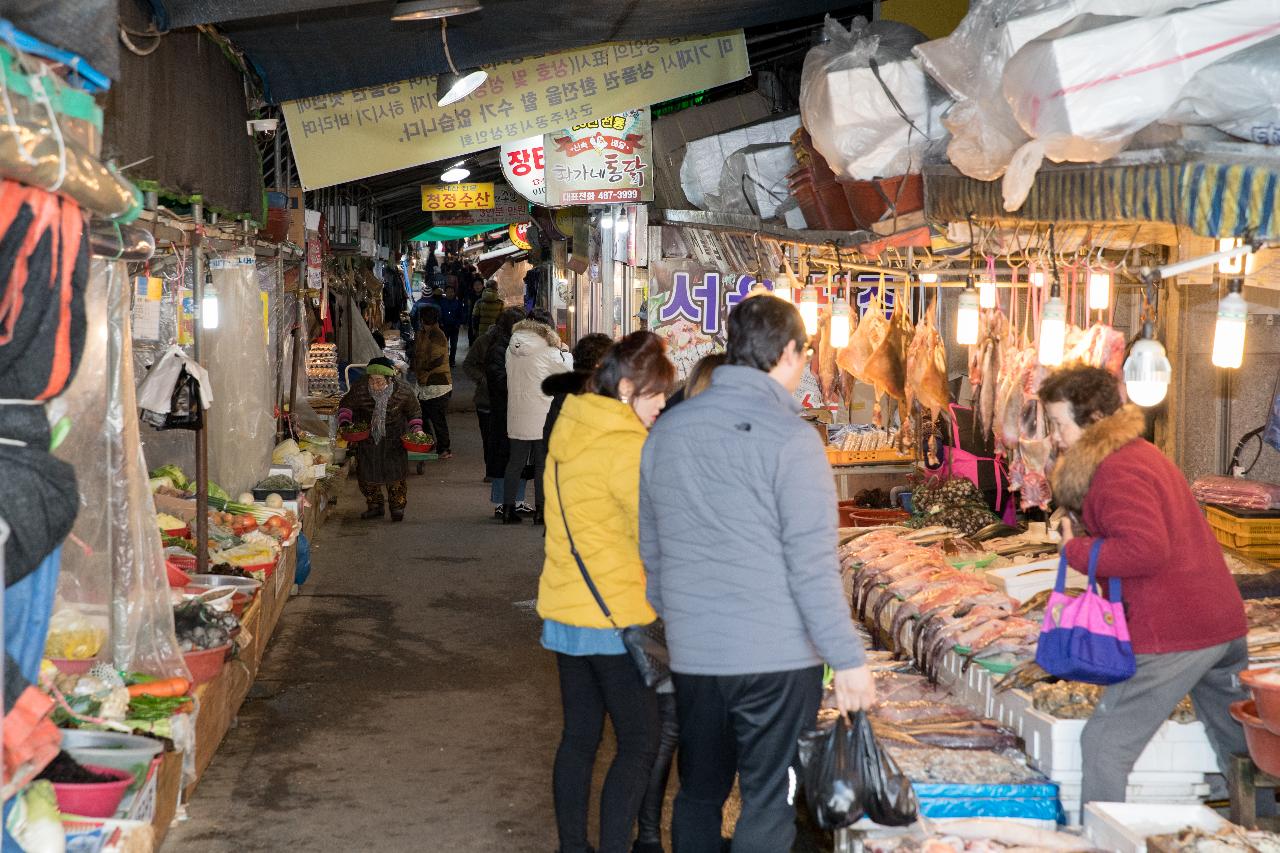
[3,687,60,793]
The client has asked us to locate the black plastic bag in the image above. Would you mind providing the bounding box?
[141,367,203,431]
[798,710,918,830]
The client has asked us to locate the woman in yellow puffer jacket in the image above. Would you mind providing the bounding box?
[538,331,674,853]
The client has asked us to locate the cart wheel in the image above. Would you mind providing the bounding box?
[417,461,425,475]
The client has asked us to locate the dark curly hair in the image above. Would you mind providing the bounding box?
[572,333,614,374]
[588,331,675,401]
[1037,365,1123,426]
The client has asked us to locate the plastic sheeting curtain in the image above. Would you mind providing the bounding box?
[205,252,275,496]
[48,259,187,679]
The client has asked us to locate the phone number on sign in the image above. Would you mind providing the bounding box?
[561,189,642,203]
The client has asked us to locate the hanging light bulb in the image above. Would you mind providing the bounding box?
[917,272,939,284]
[1039,289,1066,366]
[1211,279,1248,369]
[1030,269,1046,289]
[799,285,819,336]
[1216,237,1259,276]
[1124,323,1172,406]
[978,277,997,310]
[772,270,793,304]
[201,283,220,330]
[1088,270,1111,311]
[955,281,980,346]
[830,298,852,348]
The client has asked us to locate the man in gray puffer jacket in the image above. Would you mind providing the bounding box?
[640,293,874,853]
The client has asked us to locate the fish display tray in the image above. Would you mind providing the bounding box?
[826,447,915,465]
[1206,505,1280,547]
[1084,802,1227,853]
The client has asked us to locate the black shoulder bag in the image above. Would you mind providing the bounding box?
[554,462,670,688]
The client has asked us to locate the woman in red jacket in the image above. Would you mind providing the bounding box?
[1039,366,1248,809]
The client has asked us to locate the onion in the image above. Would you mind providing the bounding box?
[238,492,256,505]
[265,493,284,509]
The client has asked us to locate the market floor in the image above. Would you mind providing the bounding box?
[167,355,827,853]
[168,363,575,852]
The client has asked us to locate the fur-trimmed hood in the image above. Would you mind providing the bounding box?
[511,319,562,351]
[1051,404,1147,511]
[542,369,590,398]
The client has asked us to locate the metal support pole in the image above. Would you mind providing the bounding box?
[192,199,209,575]
[288,279,303,435]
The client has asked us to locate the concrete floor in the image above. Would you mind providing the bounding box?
[168,356,830,853]
[168,364,572,852]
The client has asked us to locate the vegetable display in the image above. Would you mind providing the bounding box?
[255,474,299,491]
[403,430,432,444]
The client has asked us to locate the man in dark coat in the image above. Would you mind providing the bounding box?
[438,285,468,367]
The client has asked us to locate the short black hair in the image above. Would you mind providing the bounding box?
[725,294,806,372]
[1038,366,1124,425]
[372,330,386,349]
[418,304,441,327]
[530,308,554,327]
[497,306,525,336]
[573,333,613,373]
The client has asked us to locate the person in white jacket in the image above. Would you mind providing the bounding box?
[502,310,574,525]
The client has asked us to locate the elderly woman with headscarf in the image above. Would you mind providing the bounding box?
[338,356,422,522]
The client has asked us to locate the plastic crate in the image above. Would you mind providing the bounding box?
[1205,505,1280,547]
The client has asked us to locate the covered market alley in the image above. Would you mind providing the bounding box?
[7,0,1280,852]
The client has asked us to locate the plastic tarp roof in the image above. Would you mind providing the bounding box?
[410,224,498,242]
[150,0,846,103]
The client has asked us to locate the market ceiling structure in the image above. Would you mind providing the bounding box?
[147,0,860,103]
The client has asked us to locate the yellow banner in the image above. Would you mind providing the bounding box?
[421,182,496,211]
[282,31,750,189]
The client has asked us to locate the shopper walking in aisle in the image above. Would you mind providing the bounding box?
[539,331,676,853]
[542,333,614,442]
[438,284,467,367]
[503,309,572,525]
[465,277,484,344]
[640,294,874,853]
[337,357,422,522]
[412,304,453,459]
[1038,366,1248,811]
[484,307,529,518]
[473,279,505,338]
[463,321,500,482]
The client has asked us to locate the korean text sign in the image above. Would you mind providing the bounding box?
[649,258,773,378]
[282,31,749,189]
[545,109,653,206]
[421,182,496,211]
[431,184,531,226]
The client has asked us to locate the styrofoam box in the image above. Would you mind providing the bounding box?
[1084,802,1226,853]
[985,558,1086,604]
[825,59,932,129]
[998,0,1216,61]
[1005,0,1280,139]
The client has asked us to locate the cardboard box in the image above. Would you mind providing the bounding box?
[264,186,304,245]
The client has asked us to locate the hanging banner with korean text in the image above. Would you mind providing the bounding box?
[421,183,496,211]
[545,109,653,205]
[431,183,531,226]
[502,135,547,205]
[282,31,750,189]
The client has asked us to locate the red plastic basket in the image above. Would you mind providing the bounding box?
[341,429,370,443]
[52,765,134,818]
[183,644,231,685]
[402,438,435,453]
